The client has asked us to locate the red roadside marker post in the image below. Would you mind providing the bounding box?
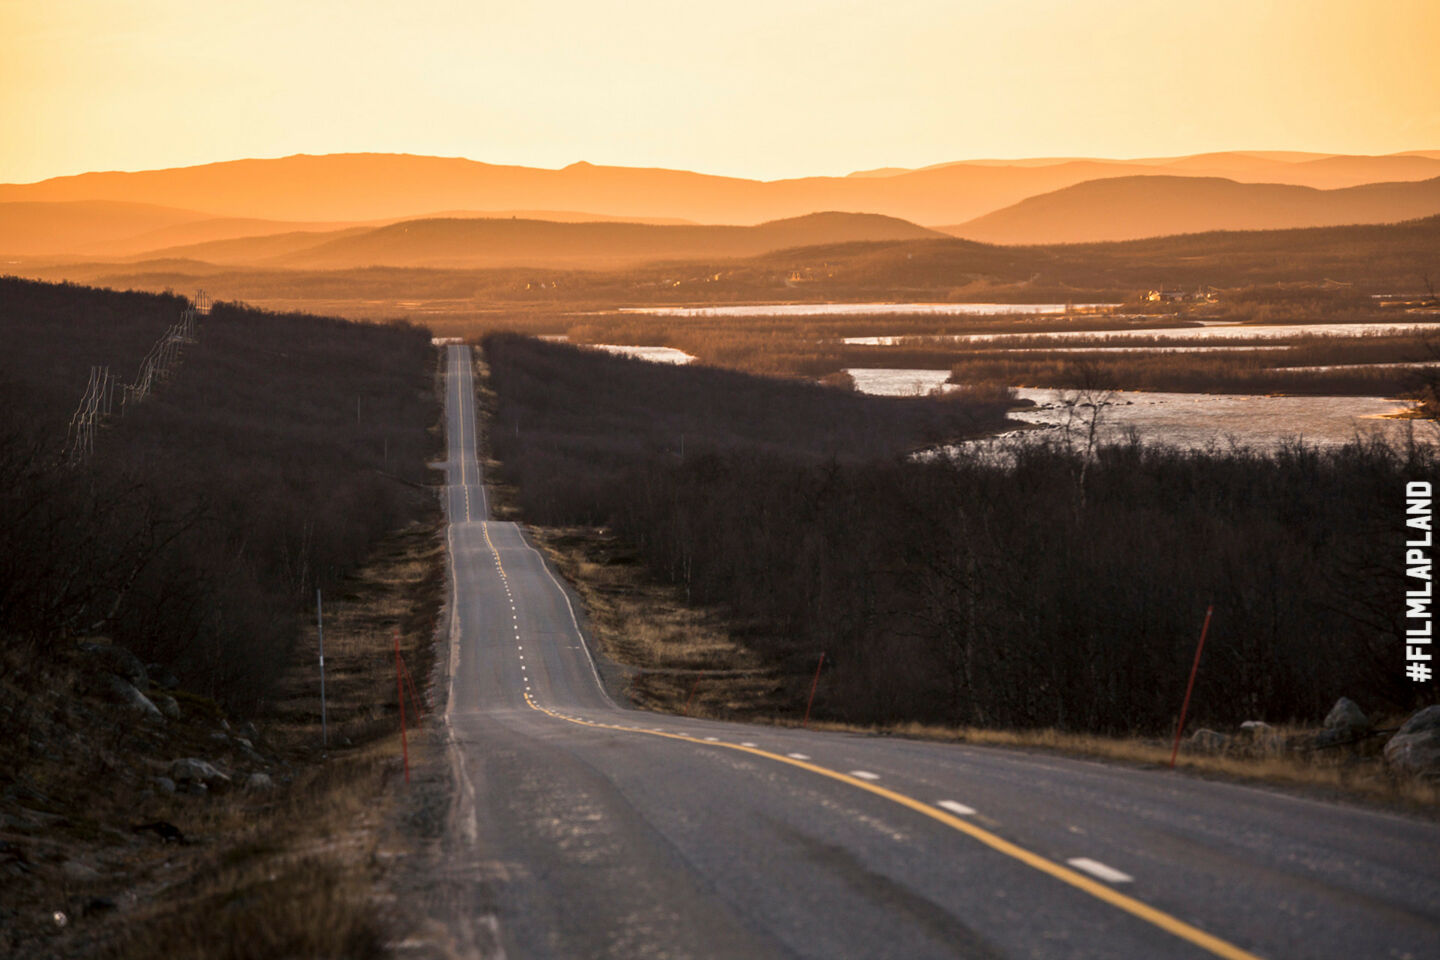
[1169,605,1214,770]
[400,657,425,720]
[394,630,410,784]
[683,677,701,716]
[803,652,826,729]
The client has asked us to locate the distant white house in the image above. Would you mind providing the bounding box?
[1145,286,1217,303]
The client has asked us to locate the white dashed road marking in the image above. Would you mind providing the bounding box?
[1067,858,1134,884]
[937,800,976,816]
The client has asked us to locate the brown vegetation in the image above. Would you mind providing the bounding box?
[0,276,446,957]
[482,335,1437,741]
[0,518,444,959]
[0,277,439,709]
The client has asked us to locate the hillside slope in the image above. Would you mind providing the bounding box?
[147,211,944,269]
[944,175,1440,244]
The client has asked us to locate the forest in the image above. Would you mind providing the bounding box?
[0,277,438,709]
[484,335,1435,733]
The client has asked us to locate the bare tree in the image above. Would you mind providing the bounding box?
[1055,362,1117,509]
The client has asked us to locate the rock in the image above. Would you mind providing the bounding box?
[235,737,254,751]
[1324,697,1370,736]
[245,773,274,792]
[61,860,99,880]
[154,695,180,720]
[153,777,176,795]
[208,732,229,745]
[1188,728,1229,752]
[1239,721,1281,751]
[1384,705,1440,775]
[168,758,230,788]
[1314,728,1353,749]
[77,641,148,690]
[238,721,260,742]
[104,676,163,721]
[145,663,179,689]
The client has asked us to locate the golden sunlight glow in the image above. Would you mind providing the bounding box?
[2,0,1437,183]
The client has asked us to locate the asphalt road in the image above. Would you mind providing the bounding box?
[438,345,1440,960]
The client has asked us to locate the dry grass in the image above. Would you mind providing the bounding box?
[469,348,1439,820]
[0,518,445,959]
[761,720,1439,813]
[515,520,1440,817]
[529,525,790,717]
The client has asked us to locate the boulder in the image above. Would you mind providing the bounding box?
[245,773,274,792]
[1323,697,1370,736]
[1384,705,1440,775]
[77,641,148,691]
[152,777,176,795]
[104,676,163,721]
[168,758,230,789]
[154,695,180,720]
[1239,721,1274,735]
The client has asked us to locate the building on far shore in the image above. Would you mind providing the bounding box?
[1145,286,1217,303]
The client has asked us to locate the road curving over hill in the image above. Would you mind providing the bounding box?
[437,344,1440,960]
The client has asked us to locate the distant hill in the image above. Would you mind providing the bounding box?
[156,212,944,269]
[5,151,1440,228]
[854,151,1440,186]
[941,175,1440,244]
[24,215,1440,312]
[421,209,699,225]
[0,199,701,259]
[0,200,213,256]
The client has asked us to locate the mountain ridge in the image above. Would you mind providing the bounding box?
[6,150,1440,228]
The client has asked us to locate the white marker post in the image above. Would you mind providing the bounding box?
[317,588,328,751]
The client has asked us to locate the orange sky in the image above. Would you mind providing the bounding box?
[2,0,1437,184]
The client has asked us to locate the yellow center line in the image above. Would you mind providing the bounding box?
[518,690,1265,960]
[477,506,1262,960]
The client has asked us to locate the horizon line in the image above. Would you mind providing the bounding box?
[7,146,1440,188]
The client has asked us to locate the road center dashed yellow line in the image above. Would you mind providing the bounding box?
[474,463,1262,960]
[519,692,1264,960]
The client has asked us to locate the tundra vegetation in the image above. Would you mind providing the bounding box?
[0,277,442,957]
[482,335,1435,746]
[0,277,437,708]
